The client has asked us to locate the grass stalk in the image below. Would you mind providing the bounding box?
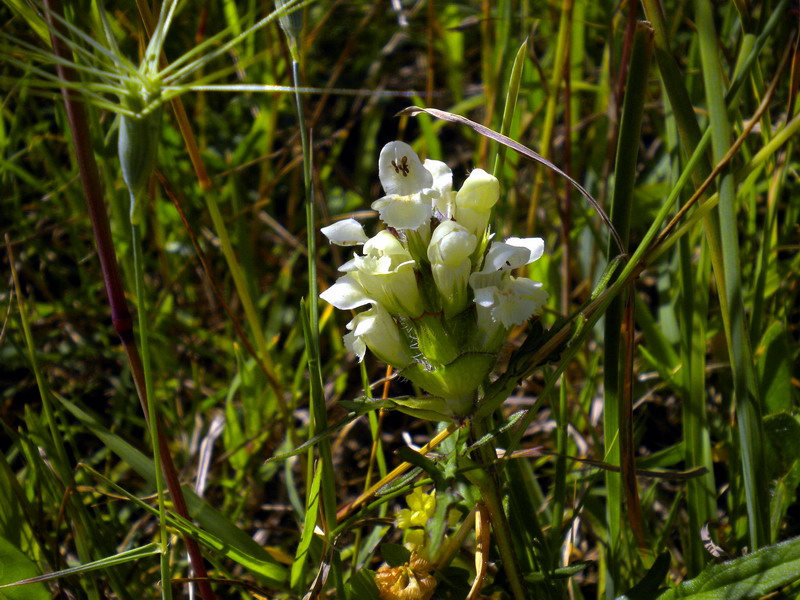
[602,21,652,594]
[130,221,172,600]
[694,0,768,550]
[281,11,344,592]
[6,236,102,600]
[525,0,572,235]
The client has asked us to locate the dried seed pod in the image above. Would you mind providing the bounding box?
[375,554,437,600]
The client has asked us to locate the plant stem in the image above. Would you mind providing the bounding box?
[42,2,214,598]
[470,416,529,600]
[131,221,172,600]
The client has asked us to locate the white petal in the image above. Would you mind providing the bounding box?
[371,191,434,230]
[363,230,410,260]
[423,159,453,196]
[343,330,366,362]
[319,275,371,310]
[480,241,532,273]
[347,304,414,368]
[378,141,432,196]
[505,237,544,264]
[321,219,369,246]
[473,285,497,308]
[492,277,548,327]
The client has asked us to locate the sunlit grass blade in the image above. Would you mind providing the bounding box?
[695,0,768,550]
[0,544,161,590]
[602,22,653,589]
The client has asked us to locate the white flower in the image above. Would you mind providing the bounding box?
[469,237,548,347]
[453,168,499,237]
[476,237,544,275]
[474,276,548,328]
[344,304,414,368]
[320,230,424,319]
[426,220,476,315]
[320,218,369,246]
[372,142,438,230]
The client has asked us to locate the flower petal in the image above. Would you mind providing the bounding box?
[343,330,366,362]
[319,275,371,310]
[378,141,433,196]
[321,218,369,246]
[371,191,435,230]
[505,237,544,264]
[423,159,452,196]
[492,276,548,327]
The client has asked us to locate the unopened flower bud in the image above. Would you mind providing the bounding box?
[453,168,499,238]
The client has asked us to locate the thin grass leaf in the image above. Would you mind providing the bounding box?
[695,0,768,550]
[0,543,161,590]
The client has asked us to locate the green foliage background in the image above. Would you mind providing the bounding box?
[1,0,799,598]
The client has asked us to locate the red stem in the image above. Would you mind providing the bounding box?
[42,2,215,598]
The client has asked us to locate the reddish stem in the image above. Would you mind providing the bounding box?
[42,2,215,598]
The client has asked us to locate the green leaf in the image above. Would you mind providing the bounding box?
[291,459,323,589]
[655,536,800,599]
[763,412,800,477]
[617,552,671,600]
[346,568,381,600]
[380,543,411,568]
[395,447,446,491]
[0,535,50,600]
[757,323,794,414]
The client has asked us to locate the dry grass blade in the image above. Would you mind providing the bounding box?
[396,105,625,254]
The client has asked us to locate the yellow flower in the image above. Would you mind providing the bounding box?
[397,488,436,530]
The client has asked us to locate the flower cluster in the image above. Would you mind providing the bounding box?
[321,141,547,419]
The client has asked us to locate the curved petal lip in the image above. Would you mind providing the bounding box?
[371,194,433,230]
[319,275,372,309]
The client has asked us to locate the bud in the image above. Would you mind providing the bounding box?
[118,89,162,224]
[453,168,499,238]
[426,220,476,316]
[275,0,303,57]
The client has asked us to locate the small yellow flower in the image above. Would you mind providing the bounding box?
[403,528,426,550]
[396,488,436,530]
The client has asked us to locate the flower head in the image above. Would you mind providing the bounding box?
[321,141,549,420]
[469,237,548,348]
